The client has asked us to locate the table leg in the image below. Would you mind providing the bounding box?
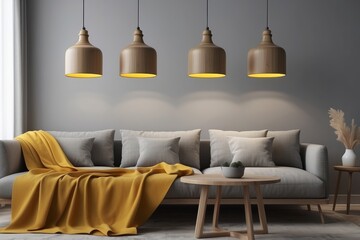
[195,185,209,238]
[212,186,222,230]
[194,186,229,238]
[332,171,342,211]
[346,172,353,215]
[243,185,255,240]
[254,183,268,234]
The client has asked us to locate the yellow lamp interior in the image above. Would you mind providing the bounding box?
[120,73,156,78]
[65,73,102,78]
[248,73,286,78]
[188,73,226,78]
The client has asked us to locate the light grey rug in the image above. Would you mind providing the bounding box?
[0,205,359,239]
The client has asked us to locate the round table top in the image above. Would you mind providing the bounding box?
[334,165,360,172]
[180,174,281,186]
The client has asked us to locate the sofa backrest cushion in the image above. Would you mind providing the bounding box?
[114,140,307,170]
[267,129,303,168]
[49,129,115,166]
[0,140,26,178]
[120,129,201,169]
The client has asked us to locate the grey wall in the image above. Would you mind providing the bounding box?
[27,0,360,194]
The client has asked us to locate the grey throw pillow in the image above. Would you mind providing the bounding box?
[136,137,180,167]
[228,137,275,167]
[209,129,268,167]
[56,137,95,167]
[49,129,115,166]
[120,129,201,168]
[267,129,302,168]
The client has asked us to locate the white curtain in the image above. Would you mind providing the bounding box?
[0,0,27,139]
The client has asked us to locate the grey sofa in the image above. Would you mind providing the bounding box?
[0,140,329,221]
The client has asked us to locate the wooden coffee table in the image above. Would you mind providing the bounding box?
[180,174,280,240]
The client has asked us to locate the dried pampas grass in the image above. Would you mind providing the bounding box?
[328,108,360,149]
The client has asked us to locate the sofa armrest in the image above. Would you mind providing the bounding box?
[0,140,25,179]
[300,143,329,197]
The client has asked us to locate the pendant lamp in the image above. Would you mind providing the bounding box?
[248,0,286,78]
[65,0,102,78]
[188,0,226,78]
[120,0,157,78]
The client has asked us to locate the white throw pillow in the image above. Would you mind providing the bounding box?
[267,129,302,168]
[209,129,268,167]
[56,137,95,167]
[136,137,180,167]
[49,129,115,166]
[228,137,275,167]
[120,129,201,168]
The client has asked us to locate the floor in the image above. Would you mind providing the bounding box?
[0,204,359,239]
[323,203,360,226]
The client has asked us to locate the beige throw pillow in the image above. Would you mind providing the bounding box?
[228,137,275,167]
[136,137,180,167]
[209,129,268,167]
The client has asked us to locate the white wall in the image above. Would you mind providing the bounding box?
[26,0,360,194]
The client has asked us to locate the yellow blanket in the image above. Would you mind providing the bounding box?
[0,130,193,235]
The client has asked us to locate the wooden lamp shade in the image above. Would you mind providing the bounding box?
[65,29,103,78]
[248,28,286,78]
[188,28,226,78]
[120,28,157,78]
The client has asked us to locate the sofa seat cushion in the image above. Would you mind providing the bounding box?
[0,168,201,200]
[77,166,118,170]
[0,172,27,199]
[202,167,326,199]
[0,168,118,199]
[165,168,202,199]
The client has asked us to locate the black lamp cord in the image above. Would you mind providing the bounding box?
[206,0,209,30]
[137,0,140,29]
[266,0,269,30]
[82,0,85,30]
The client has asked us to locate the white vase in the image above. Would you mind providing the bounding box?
[342,149,357,167]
